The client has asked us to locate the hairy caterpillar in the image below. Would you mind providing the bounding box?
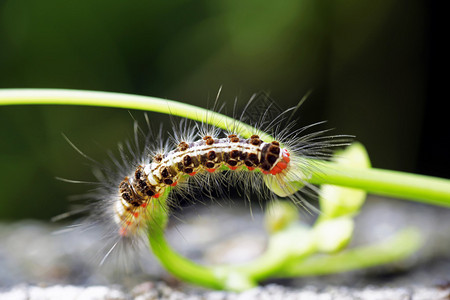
[116,133,292,237]
[63,92,349,262]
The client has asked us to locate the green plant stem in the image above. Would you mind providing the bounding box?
[1,88,449,207]
[147,190,225,289]
[149,229,226,289]
[308,161,450,207]
[0,88,269,140]
[276,228,422,277]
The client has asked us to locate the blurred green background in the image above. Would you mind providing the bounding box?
[0,0,445,220]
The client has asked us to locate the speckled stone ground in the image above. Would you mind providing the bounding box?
[1,196,449,299]
[1,282,449,300]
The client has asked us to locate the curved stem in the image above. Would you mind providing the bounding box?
[148,221,226,289]
[149,201,316,291]
[147,191,226,289]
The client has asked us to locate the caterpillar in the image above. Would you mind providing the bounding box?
[116,134,292,237]
[64,92,350,262]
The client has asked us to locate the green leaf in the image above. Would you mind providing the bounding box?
[319,142,371,219]
[313,216,354,253]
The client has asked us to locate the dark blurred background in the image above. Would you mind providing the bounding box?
[0,0,446,220]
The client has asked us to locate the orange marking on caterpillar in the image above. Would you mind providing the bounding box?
[276,161,288,170]
[270,166,283,175]
[119,227,128,237]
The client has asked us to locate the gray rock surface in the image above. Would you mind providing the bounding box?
[1,282,449,300]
